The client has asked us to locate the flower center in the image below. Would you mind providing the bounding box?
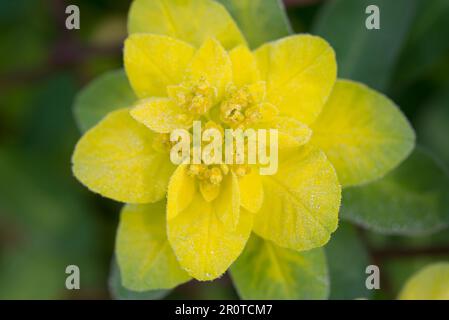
[185,121,252,188]
[188,164,228,185]
[168,77,218,116]
[187,162,251,186]
[220,82,266,128]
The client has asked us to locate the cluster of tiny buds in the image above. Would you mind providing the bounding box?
[168,77,218,116]
[188,163,251,186]
[188,164,228,185]
[220,85,263,128]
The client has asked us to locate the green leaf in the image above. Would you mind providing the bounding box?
[313,0,418,91]
[230,234,329,300]
[325,222,372,300]
[341,148,449,235]
[366,228,449,298]
[0,148,102,299]
[417,88,449,166]
[0,248,67,300]
[24,74,78,159]
[116,202,191,292]
[108,258,169,300]
[310,79,416,187]
[217,0,292,49]
[0,1,49,73]
[73,69,136,133]
[393,0,449,86]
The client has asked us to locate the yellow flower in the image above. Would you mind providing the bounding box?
[72,0,415,289]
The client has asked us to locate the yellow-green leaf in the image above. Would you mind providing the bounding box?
[73,69,136,132]
[230,234,329,299]
[128,0,246,49]
[399,263,449,300]
[116,202,191,291]
[253,145,341,251]
[109,258,170,300]
[311,79,415,187]
[72,109,175,204]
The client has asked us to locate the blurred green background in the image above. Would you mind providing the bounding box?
[0,0,448,299]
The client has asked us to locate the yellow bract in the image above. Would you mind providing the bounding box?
[255,35,337,125]
[229,45,261,86]
[124,34,195,98]
[128,0,246,49]
[186,38,233,101]
[167,165,196,220]
[131,98,194,133]
[238,170,264,213]
[251,114,313,150]
[125,36,233,133]
[399,263,449,300]
[116,202,191,291]
[167,181,252,280]
[253,145,341,251]
[72,109,175,204]
[311,80,415,186]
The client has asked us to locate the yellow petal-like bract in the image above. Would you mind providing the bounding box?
[255,35,337,125]
[214,172,241,231]
[229,45,261,86]
[72,109,175,203]
[124,34,195,98]
[116,202,191,291]
[186,38,233,100]
[128,0,246,49]
[130,98,194,133]
[273,116,312,146]
[253,146,341,251]
[238,170,264,213]
[167,181,251,280]
[167,164,196,220]
[311,80,415,186]
[399,263,449,300]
